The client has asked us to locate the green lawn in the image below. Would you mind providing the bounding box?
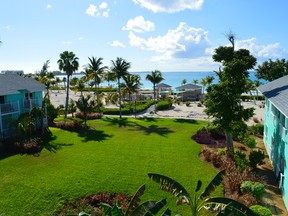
[0,117,219,215]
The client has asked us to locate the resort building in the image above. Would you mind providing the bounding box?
[175,83,202,101]
[155,83,172,99]
[1,70,24,76]
[258,75,288,210]
[0,74,46,138]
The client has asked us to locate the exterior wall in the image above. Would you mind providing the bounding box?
[263,99,288,209]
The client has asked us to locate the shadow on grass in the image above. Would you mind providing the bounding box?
[130,124,174,137]
[102,117,137,128]
[77,129,113,142]
[174,118,199,124]
[137,117,158,123]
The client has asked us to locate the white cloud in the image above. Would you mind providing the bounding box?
[128,22,210,60]
[235,38,283,58]
[110,40,126,48]
[78,37,84,40]
[122,16,155,33]
[46,4,52,9]
[132,0,204,13]
[85,2,109,17]
[86,4,98,16]
[62,41,72,45]
[99,2,108,9]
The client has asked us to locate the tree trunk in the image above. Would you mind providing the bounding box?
[65,75,70,118]
[153,84,156,112]
[118,79,122,118]
[225,131,234,157]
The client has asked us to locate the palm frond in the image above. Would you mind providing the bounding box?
[130,199,167,216]
[205,197,257,216]
[125,185,146,216]
[195,180,202,192]
[200,170,225,199]
[148,173,190,200]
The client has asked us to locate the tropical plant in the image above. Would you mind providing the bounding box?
[122,74,142,112]
[148,170,257,216]
[84,57,107,110]
[68,99,77,117]
[200,78,208,94]
[76,94,95,128]
[206,76,215,86]
[256,58,288,81]
[111,57,131,118]
[104,69,117,87]
[253,80,263,101]
[146,70,164,112]
[204,33,256,157]
[101,185,168,216]
[192,79,199,85]
[57,51,79,118]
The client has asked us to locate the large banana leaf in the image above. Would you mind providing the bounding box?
[130,199,167,216]
[148,173,190,200]
[101,202,124,216]
[200,170,225,199]
[205,197,257,216]
[126,184,146,216]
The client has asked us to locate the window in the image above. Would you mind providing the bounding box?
[0,96,4,104]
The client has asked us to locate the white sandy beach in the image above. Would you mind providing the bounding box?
[48,90,265,125]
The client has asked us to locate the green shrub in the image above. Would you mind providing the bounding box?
[185,101,191,106]
[156,99,172,110]
[243,136,257,148]
[197,102,202,107]
[218,148,227,155]
[248,124,264,137]
[46,102,58,125]
[241,181,265,200]
[249,150,265,169]
[235,150,249,171]
[250,205,272,216]
[232,122,248,141]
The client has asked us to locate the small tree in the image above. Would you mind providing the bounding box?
[204,34,256,157]
[256,58,288,81]
[76,94,95,128]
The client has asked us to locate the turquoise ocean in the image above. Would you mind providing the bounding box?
[57,71,265,90]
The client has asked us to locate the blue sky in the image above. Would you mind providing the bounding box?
[0,0,287,73]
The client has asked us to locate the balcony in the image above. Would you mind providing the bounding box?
[0,99,43,116]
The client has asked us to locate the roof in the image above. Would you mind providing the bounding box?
[0,74,46,96]
[155,83,172,88]
[258,75,288,117]
[175,83,202,91]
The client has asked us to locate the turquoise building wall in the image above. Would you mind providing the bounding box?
[263,99,288,209]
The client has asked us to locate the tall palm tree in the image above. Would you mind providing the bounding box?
[192,79,199,85]
[200,78,208,94]
[57,51,79,118]
[84,57,107,111]
[205,75,215,86]
[111,57,131,118]
[104,69,116,87]
[181,79,187,86]
[253,80,263,101]
[146,70,164,112]
[122,74,142,112]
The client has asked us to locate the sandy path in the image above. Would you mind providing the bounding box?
[49,90,265,125]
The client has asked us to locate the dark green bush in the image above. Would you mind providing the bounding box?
[46,102,58,125]
[249,150,265,169]
[235,150,249,171]
[241,181,265,200]
[156,99,173,110]
[242,136,257,148]
[232,122,248,141]
[185,101,191,106]
[248,124,264,137]
[250,205,272,216]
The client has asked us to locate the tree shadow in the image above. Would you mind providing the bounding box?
[130,124,174,137]
[174,118,199,124]
[262,84,288,98]
[77,129,113,142]
[137,117,157,123]
[102,117,137,128]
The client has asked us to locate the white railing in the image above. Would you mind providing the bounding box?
[0,99,43,116]
[0,101,19,115]
[23,99,42,110]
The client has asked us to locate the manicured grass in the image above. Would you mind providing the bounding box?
[0,117,220,215]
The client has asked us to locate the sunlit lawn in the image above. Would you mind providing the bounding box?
[0,117,219,215]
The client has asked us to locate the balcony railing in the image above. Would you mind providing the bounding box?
[0,99,43,116]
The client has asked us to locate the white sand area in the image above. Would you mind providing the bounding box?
[48,90,265,125]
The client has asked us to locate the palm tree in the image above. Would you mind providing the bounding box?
[122,74,142,112]
[192,79,199,85]
[146,70,164,112]
[57,51,79,118]
[84,57,107,111]
[206,75,215,86]
[149,170,256,216]
[253,80,263,101]
[182,79,187,85]
[200,78,208,94]
[111,57,131,118]
[104,69,116,87]
[76,94,95,128]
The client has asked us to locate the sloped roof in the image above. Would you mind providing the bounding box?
[155,83,172,88]
[258,75,288,117]
[175,83,202,90]
[0,74,46,96]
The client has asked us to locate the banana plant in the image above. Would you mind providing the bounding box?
[101,184,170,216]
[148,170,256,216]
